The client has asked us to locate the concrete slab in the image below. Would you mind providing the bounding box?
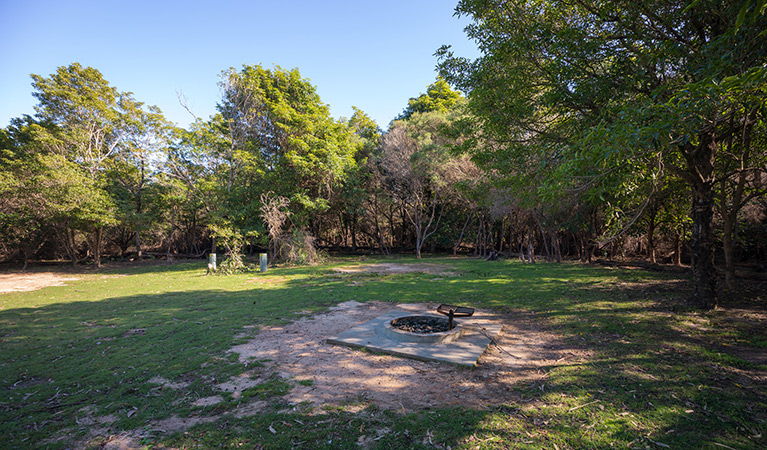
[326,309,503,367]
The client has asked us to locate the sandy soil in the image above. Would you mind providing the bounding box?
[229,300,585,411]
[0,272,80,294]
[73,262,589,448]
[85,299,584,448]
[333,262,458,276]
[84,301,588,450]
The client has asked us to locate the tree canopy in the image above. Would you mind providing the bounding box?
[1,9,765,305]
[438,0,767,308]
[396,77,464,121]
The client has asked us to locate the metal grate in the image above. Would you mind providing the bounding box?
[436,304,475,330]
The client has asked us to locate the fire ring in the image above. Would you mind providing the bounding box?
[380,315,464,344]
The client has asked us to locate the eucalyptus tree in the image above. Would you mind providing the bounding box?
[218,65,359,241]
[337,107,382,252]
[24,63,129,265]
[25,63,182,265]
[439,0,767,309]
[0,124,115,266]
[380,123,429,256]
[380,106,470,258]
[30,63,124,178]
[163,119,226,252]
[0,119,51,267]
[108,96,175,258]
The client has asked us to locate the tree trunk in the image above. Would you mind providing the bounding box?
[341,213,348,249]
[552,233,561,263]
[92,227,103,268]
[388,205,395,249]
[647,208,657,264]
[690,184,717,308]
[475,217,481,256]
[167,206,176,264]
[673,230,682,266]
[351,213,358,253]
[135,231,142,258]
[478,216,485,257]
[56,226,79,266]
[533,212,551,260]
[415,220,423,259]
[685,139,718,309]
[722,212,736,289]
[453,212,472,256]
[487,220,493,254]
[399,205,406,249]
[372,196,388,255]
[499,216,506,253]
[375,200,389,255]
[720,152,750,290]
[527,233,536,264]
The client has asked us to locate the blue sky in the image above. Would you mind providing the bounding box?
[0,0,479,130]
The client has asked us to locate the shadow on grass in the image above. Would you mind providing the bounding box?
[0,258,764,449]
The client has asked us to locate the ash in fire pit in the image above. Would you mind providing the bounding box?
[381,314,464,344]
[391,315,450,333]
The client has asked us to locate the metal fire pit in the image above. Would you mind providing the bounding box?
[436,304,474,330]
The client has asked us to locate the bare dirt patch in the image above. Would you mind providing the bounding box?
[228,300,585,411]
[0,272,80,294]
[73,301,583,449]
[333,263,458,276]
[215,372,265,399]
[148,376,190,391]
[244,275,291,285]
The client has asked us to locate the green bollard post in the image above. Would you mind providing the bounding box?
[259,253,268,272]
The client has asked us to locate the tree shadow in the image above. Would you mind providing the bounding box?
[0,258,764,449]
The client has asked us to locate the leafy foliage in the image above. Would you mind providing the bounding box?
[438,0,767,307]
[396,77,464,121]
[219,64,359,223]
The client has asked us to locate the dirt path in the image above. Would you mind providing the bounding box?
[0,272,80,294]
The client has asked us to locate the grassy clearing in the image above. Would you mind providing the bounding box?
[0,257,765,449]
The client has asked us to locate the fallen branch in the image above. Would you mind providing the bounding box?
[470,325,522,359]
[568,400,600,412]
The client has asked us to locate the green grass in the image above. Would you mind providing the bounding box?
[0,256,765,449]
